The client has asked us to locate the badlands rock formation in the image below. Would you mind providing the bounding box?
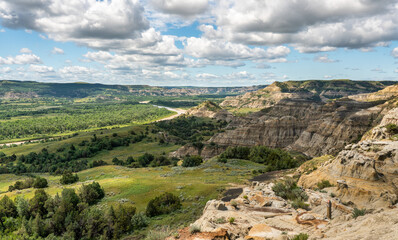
[221,80,394,110]
[211,98,384,157]
[299,103,398,209]
[168,181,353,240]
[185,101,235,122]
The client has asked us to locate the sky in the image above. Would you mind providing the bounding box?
[0,0,398,86]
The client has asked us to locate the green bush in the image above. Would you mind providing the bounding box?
[317,180,333,189]
[219,146,302,171]
[33,177,48,189]
[385,123,398,135]
[291,200,310,210]
[272,178,308,202]
[292,233,309,240]
[131,212,149,230]
[352,208,366,219]
[60,171,79,185]
[182,155,203,167]
[79,181,105,205]
[146,192,181,217]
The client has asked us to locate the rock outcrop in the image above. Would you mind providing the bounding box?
[168,181,352,240]
[211,98,384,157]
[298,103,398,209]
[221,80,395,110]
[185,101,235,122]
[349,84,398,102]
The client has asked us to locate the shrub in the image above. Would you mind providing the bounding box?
[228,217,235,224]
[79,182,105,205]
[138,153,155,167]
[217,157,227,163]
[144,227,172,240]
[230,200,238,208]
[33,177,48,189]
[272,178,308,202]
[131,212,149,230]
[146,192,181,217]
[214,217,226,224]
[292,233,309,240]
[219,145,302,171]
[291,200,310,210]
[385,123,398,135]
[352,208,366,219]
[190,225,201,234]
[60,171,79,185]
[317,180,333,189]
[182,155,203,167]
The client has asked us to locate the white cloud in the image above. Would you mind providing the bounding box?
[0,0,149,41]
[208,0,398,52]
[0,29,5,33]
[0,54,42,65]
[59,66,92,75]
[29,64,54,73]
[314,54,338,63]
[19,48,32,54]
[0,67,11,73]
[324,75,333,79]
[151,0,209,17]
[196,73,219,79]
[84,51,114,62]
[52,47,64,55]
[392,47,398,58]
[184,37,290,62]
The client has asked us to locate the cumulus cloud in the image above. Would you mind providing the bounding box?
[151,0,209,17]
[20,48,32,53]
[208,0,398,52]
[0,0,149,41]
[392,47,398,58]
[29,64,54,73]
[51,47,64,55]
[196,73,219,79]
[314,54,338,63]
[184,37,290,62]
[0,67,11,73]
[59,66,92,75]
[0,54,42,65]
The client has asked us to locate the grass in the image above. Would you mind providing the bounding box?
[298,155,334,175]
[0,124,180,164]
[352,208,367,219]
[0,159,264,237]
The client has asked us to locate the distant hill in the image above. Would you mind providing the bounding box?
[0,80,267,99]
[220,79,397,109]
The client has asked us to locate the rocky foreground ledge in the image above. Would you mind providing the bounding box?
[167,178,398,240]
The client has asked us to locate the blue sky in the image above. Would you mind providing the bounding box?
[1,0,398,86]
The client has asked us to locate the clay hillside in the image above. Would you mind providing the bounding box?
[168,81,398,240]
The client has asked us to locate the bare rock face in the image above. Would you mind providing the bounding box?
[299,140,398,209]
[185,100,235,122]
[349,84,398,102]
[170,145,227,160]
[364,102,398,140]
[221,80,394,110]
[175,182,351,240]
[211,99,383,157]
